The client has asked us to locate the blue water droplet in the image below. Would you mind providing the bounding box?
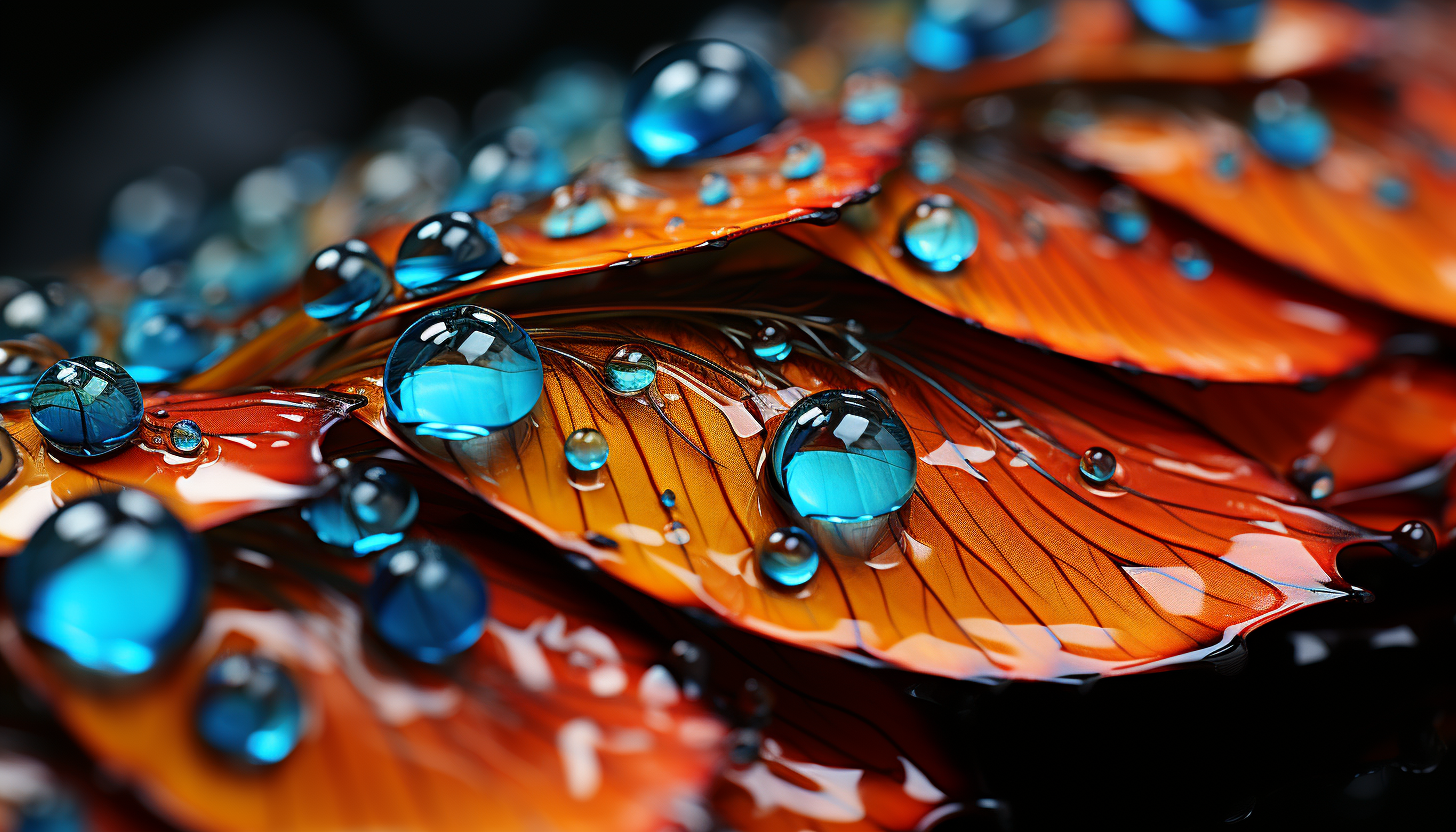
[901,195,979,273]
[906,0,1053,70]
[910,137,955,184]
[542,194,614,238]
[841,71,902,125]
[394,212,503,297]
[1079,447,1117,484]
[1099,186,1150,245]
[906,12,974,71]
[384,306,543,440]
[0,341,60,407]
[565,428,609,472]
[13,791,83,832]
[625,39,785,167]
[1373,174,1412,210]
[1172,240,1213,280]
[1129,0,1263,44]
[195,653,303,766]
[5,491,208,677]
[604,344,658,395]
[752,323,792,362]
[699,172,732,206]
[757,526,820,589]
[1212,149,1243,181]
[770,389,917,522]
[301,240,391,324]
[780,139,826,180]
[30,357,143,458]
[120,299,220,383]
[660,489,677,508]
[1290,453,1333,500]
[1250,83,1331,169]
[366,539,488,664]
[170,419,204,455]
[0,277,95,357]
[449,126,569,211]
[972,1,1055,57]
[303,460,420,555]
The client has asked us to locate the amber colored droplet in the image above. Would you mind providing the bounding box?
[1388,520,1437,564]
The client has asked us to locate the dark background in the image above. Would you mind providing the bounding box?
[0,0,718,271]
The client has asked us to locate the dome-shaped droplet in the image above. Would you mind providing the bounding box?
[366,538,488,664]
[1250,82,1331,170]
[565,427,609,472]
[1099,186,1150,245]
[660,489,677,508]
[383,306,544,440]
[170,419,203,455]
[752,323,792,362]
[770,389,917,522]
[900,195,979,273]
[1172,240,1213,280]
[541,193,613,239]
[757,526,820,589]
[0,339,61,407]
[1212,149,1243,181]
[906,0,1053,71]
[393,212,503,297]
[303,459,420,554]
[5,491,208,676]
[119,299,220,383]
[0,277,95,357]
[301,240,391,324]
[1388,520,1437,563]
[780,139,825,180]
[1373,174,1412,210]
[840,71,902,125]
[1079,447,1117,484]
[698,171,732,206]
[30,357,143,458]
[604,344,658,395]
[194,653,303,766]
[1289,453,1333,500]
[1129,0,1263,45]
[625,39,785,167]
[449,125,568,211]
[910,137,955,184]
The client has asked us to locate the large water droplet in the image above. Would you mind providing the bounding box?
[604,344,658,395]
[542,192,613,239]
[1172,240,1213,280]
[565,427,609,472]
[1099,186,1150,245]
[625,39,785,167]
[698,171,732,206]
[1289,453,1333,500]
[303,459,420,554]
[449,126,568,211]
[366,539,488,664]
[301,240,391,324]
[1129,0,1263,45]
[770,389,917,522]
[752,323,792,362]
[1250,82,1331,170]
[781,139,826,180]
[757,526,820,589]
[394,212,503,297]
[195,653,303,766]
[119,299,222,383]
[5,491,208,676]
[0,277,95,356]
[1079,447,1117,484]
[30,357,143,458]
[910,137,955,184]
[840,71,902,125]
[0,340,61,407]
[383,306,544,440]
[901,195,979,273]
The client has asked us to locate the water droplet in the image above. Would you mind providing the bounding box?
[565,427,610,472]
[1212,149,1243,181]
[698,171,731,206]
[780,139,825,180]
[449,126,568,211]
[660,488,677,508]
[1079,447,1117,484]
[0,277,95,356]
[906,0,1053,70]
[1373,174,1412,210]
[664,521,691,545]
[1129,0,1262,45]
[1289,453,1333,500]
[910,137,955,184]
[301,240,391,324]
[1250,82,1331,170]
[195,653,303,766]
[752,323,792,362]
[4,491,208,676]
[303,460,420,555]
[665,215,685,232]
[383,306,543,440]
[30,357,143,458]
[170,419,203,455]
[1172,240,1213,280]
[1388,520,1437,563]
[1099,186,1150,245]
[626,39,784,167]
[366,538,488,664]
[900,195,979,273]
[542,192,614,239]
[757,526,820,589]
[604,344,658,395]
[770,389,917,522]
[0,340,60,407]
[840,71,902,125]
[13,790,84,832]
[119,299,222,383]
[393,212,503,297]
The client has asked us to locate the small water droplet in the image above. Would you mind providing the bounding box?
[1172,240,1213,280]
[1129,0,1262,44]
[301,239,392,324]
[1211,149,1243,181]
[910,137,955,184]
[31,357,143,457]
[565,428,609,472]
[752,323,792,362]
[664,521,691,545]
[195,653,303,765]
[1373,174,1412,210]
[303,461,420,555]
[757,526,820,589]
[542,191,614,238]
[393,212,503,297]
[698,171,731,206]
[1079,447,1117,484]
[603,344,658,395]
[1289,453,1333,500]
[781,139,826,180]
[901,195,979,272]
[770,390,917,521]
[1388,520,1437,564]
[450,125,568,211]
[1099,186,1150,245]
[170,419,203,455]
[665,215,685,232]
[1250,81,1331,169]
[366,539,488,664]
[840,70,902,125]
[660,489,676,508]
